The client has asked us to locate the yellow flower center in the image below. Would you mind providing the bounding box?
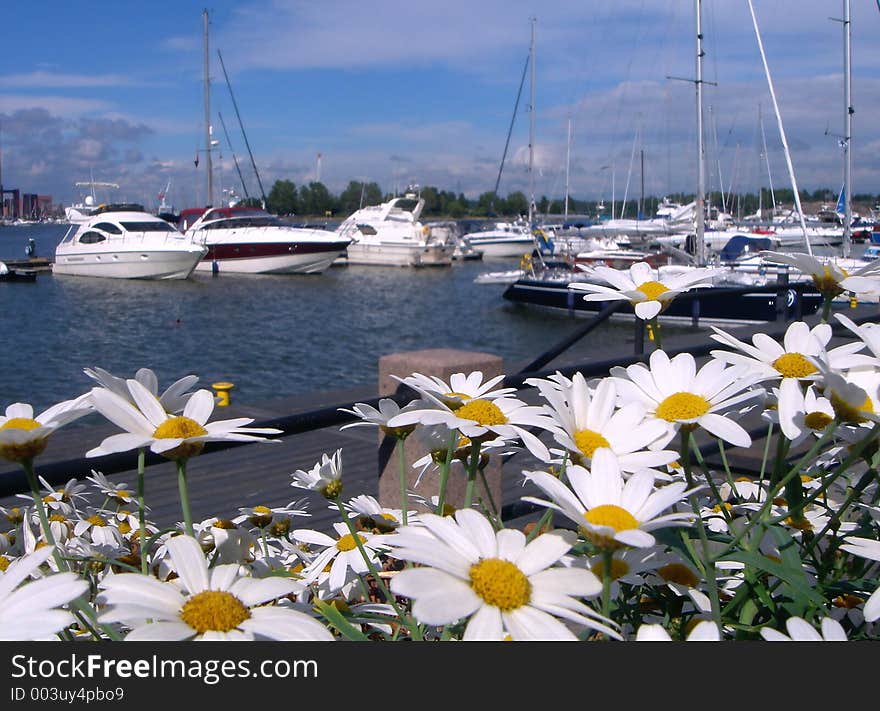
[455,399,508,426]
[180,590,251,634]
[49,514,67,523]
[379,512,398,522]
[469,558,531,611]
[655,392,711,422]
[336,533,366,552]
[573,429,611,459]
[252,506,272,515]
[114,489,131,499]
[213,519,238,529]
[584,504,639,548]
[0,417,41,431]
[321,479,343,500]
[0,556,9,572]
[833,594,864,609]
[772,353,817,379]
[804,411,833,430]
[830,392,874,424]
[0,418,48,462]
[86,515,107,527]
[153,416,208,439]
[657,563,700,587]
[590,558,631,579]
[811,267,845,297]
[118,521,132,535]
[635,280,669,301]
[712,503,733,514]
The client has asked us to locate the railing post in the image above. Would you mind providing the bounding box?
[377,348,504,513]
[775,265,789,321]
[634,316,645,355]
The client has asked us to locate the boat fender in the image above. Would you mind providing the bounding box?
[850,292,858,309]
[520,253,533,273]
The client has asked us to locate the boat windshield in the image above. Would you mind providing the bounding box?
[202,216,282,229]
[120,221,179,233]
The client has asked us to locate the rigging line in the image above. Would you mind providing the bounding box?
[217,49,267,206]
[217,111,250,201]
[491,51,530,215]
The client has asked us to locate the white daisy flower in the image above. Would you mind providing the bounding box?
[0,396,92,463]
[292,522,387,593]
[85,366,199,414]
[611,349,765,449]
[838,535,880,622]
[523,449,699,550]
[710,320,869,383]
[392,370,517,410]
[777,380,836,445]
[528,373,677,472]
[760,616,848,641]
[97,534,333,641]
[636,620,720,641]
[835,312,880,361]
[73,509,125,548]
[338,398,423,438]
[387,394,559,462]
[290,449,344,499]
[568,262,724,320]
[818,365,880,425]
[337,494,412,532]
[386,508,619,640]
[0,546,89,641]
[85,470,136,507]
[86,381,281,460]
[760,251,880,298]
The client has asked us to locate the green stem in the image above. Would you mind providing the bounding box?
[22,458,63,568]
[600,549,613,621]
[650,316,663,350]
[334,498,422,640]
[679,430,723,627]
[176,459,194,537]
[436,432,457,515]
[137,448,148,575]
[396,437,409,525]
[525,509,554,543]
[821,295,833,323]
[23,459,120,641]
[463,441,481,509]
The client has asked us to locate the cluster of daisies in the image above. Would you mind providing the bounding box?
[1,255,880,641]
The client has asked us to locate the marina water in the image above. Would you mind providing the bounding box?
[1,223,687,412]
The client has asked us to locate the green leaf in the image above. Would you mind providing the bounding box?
[722,546,825,611]
[313,599,371,641]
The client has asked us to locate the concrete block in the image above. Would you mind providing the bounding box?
[377,348,504,516]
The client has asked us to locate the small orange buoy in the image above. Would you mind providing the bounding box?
[212,381,235,406]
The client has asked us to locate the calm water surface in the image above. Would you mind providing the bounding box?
[0,223,678,412]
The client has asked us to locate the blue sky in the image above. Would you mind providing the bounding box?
[1,1,878,212]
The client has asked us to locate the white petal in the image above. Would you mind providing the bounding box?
[125,621,194,641]
[461,604,504,640]
[503,606,578,640]
[166,535,210,594]
[391,568,481,626]
[514,531,573,576]
[243,607,334,641]
[183,389,216,425]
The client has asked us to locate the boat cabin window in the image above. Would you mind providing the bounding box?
[119,221,178,233]
[93,222,123,235]
[79,231,107,244]
[356,224,378,235]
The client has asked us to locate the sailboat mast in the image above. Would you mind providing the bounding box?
[528,17,536,226]
[747,0,812,256]
[564,116,571,221]
[758,103,776,217]
[843,0,853,258]
[203,9,214,207]
[694,0,707,266]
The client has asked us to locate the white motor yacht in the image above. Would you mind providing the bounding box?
[178,206,351,275]
[335,193,453,267]
[53,204,206,280]
[460,218,536,259]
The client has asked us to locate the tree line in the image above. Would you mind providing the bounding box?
[253,179,880,220]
